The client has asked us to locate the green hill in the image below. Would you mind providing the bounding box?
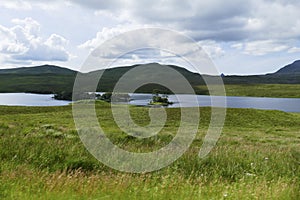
[0,65,77,94]
[0,64,77,75]
[0,61,299,97]
[88,63,207,94]
[0,63,208,95]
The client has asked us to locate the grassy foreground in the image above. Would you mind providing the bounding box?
[0,102,299,199]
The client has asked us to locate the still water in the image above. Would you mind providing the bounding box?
[0,93,70,107]
[0,93,299,112]
[129,93,300,113]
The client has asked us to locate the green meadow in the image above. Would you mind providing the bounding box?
[196,84,300,98]
[0,102,299,199]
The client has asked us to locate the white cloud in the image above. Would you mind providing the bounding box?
[232,40,290,56]
[0,25,28,54]
[288,47,300,53]
[12,43,69,61]
[198,40,225,59]
[11,17,40,37]
[45,34,68,47]
[78,25,141,50]
[248,1,300,40]
[231,43,243,50]
[0,17,70,64]
[80,26,196,59]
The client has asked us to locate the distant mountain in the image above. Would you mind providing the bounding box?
[274,60,300,74]
[0,61,299,96]
[221,60,300,84]
[0,64,77,75]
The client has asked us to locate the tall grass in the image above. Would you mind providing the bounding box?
[0,103,299,199]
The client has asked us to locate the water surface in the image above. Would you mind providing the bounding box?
[0,93,70,107]
[128,93,300,113]
[0,93,299,113]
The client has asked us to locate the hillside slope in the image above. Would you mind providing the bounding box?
[0,61,300,95]
[274,60,300,74]
[0,65,77,94]
[0,64,77,75]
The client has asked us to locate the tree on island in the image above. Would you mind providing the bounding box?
[99,92,130,102]
[54,91,130,102]
[54,91,72,101]
[149,89,173,106]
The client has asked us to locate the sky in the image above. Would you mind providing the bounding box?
[0,0,300,75]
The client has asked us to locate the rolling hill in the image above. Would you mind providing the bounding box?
[0,61,299,97]
[0,65,77,94]
[0,64,77,75]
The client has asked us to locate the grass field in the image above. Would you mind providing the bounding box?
[0,102,299,199]
[196,84,300,98]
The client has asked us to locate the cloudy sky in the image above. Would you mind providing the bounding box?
[0,0,300,75]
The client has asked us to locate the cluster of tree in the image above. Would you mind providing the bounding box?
[54,91,73,101]
[149,89,173,106]
[54,91,130,102]
[54,91,99,101]
[99,92,130,102]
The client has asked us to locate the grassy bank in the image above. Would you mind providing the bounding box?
[196,84,300,98]
[0,103,299,199]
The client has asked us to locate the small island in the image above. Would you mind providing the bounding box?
[149,90,173,106]
[99,92,130,102]
[54,91,130,103]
